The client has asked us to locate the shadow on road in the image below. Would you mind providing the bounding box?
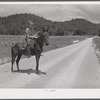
[13,68,46,75]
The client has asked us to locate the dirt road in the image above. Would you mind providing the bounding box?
[0,37,100,88]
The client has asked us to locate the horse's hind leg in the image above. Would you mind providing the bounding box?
[11,46,16,72]
[35,54,40,71]
[11,56,16,72]
[16,53,22,71]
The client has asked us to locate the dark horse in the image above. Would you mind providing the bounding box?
[11,31,49,72]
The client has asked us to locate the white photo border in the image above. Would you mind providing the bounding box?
[0,1,100,99]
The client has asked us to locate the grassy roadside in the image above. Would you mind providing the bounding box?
[93,37,100,50]
[0,35,87,65]
[93,37,100,62]
[43,36,87,52]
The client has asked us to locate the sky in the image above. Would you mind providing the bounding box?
[0,3,100,23]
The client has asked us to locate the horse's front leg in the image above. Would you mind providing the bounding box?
[11,56,16,72]
[35,54,40,71]
[16,54,22,71]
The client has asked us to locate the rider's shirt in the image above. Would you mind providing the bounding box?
[25,27,39,45]
[25,28,32,37]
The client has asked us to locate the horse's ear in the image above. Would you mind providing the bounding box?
[38,31,42,36]
[43,31,49,37]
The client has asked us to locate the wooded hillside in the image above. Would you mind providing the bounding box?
[0,13,100,36]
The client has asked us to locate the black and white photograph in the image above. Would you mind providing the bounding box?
[1,1,100,98]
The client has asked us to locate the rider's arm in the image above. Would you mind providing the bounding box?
[27,36,33,39]
[25,28,31,38]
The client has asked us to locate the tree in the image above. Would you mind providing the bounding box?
[56,28,65,36]
[73,28,86,36]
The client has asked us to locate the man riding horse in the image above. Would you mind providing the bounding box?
[11,22,49,72]
[11,21,49,72]
[24,21,41,58]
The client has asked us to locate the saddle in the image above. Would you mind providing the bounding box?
[17,33,40,51]
[18,38,40,51]
[17,41,24,50]
[17,40,31,50]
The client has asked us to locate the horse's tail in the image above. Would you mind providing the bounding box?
[11,42,15,61]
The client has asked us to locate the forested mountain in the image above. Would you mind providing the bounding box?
[0,13,100,36]
[61,18,100,35]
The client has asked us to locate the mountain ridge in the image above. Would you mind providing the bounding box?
[0,13,99,36]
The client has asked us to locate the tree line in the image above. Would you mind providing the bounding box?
[0,13,100,36]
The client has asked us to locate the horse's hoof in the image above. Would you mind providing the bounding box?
[35,70,42,75]
[17,68,20,72]
[35,69,38,72]
[35,70,39,73]
[11,69,13,72]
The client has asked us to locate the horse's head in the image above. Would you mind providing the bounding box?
[38,31,49,46]
[29,30,49,50]
[43,32,49,46]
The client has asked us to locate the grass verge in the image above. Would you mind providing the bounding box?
[93,36,100,63]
